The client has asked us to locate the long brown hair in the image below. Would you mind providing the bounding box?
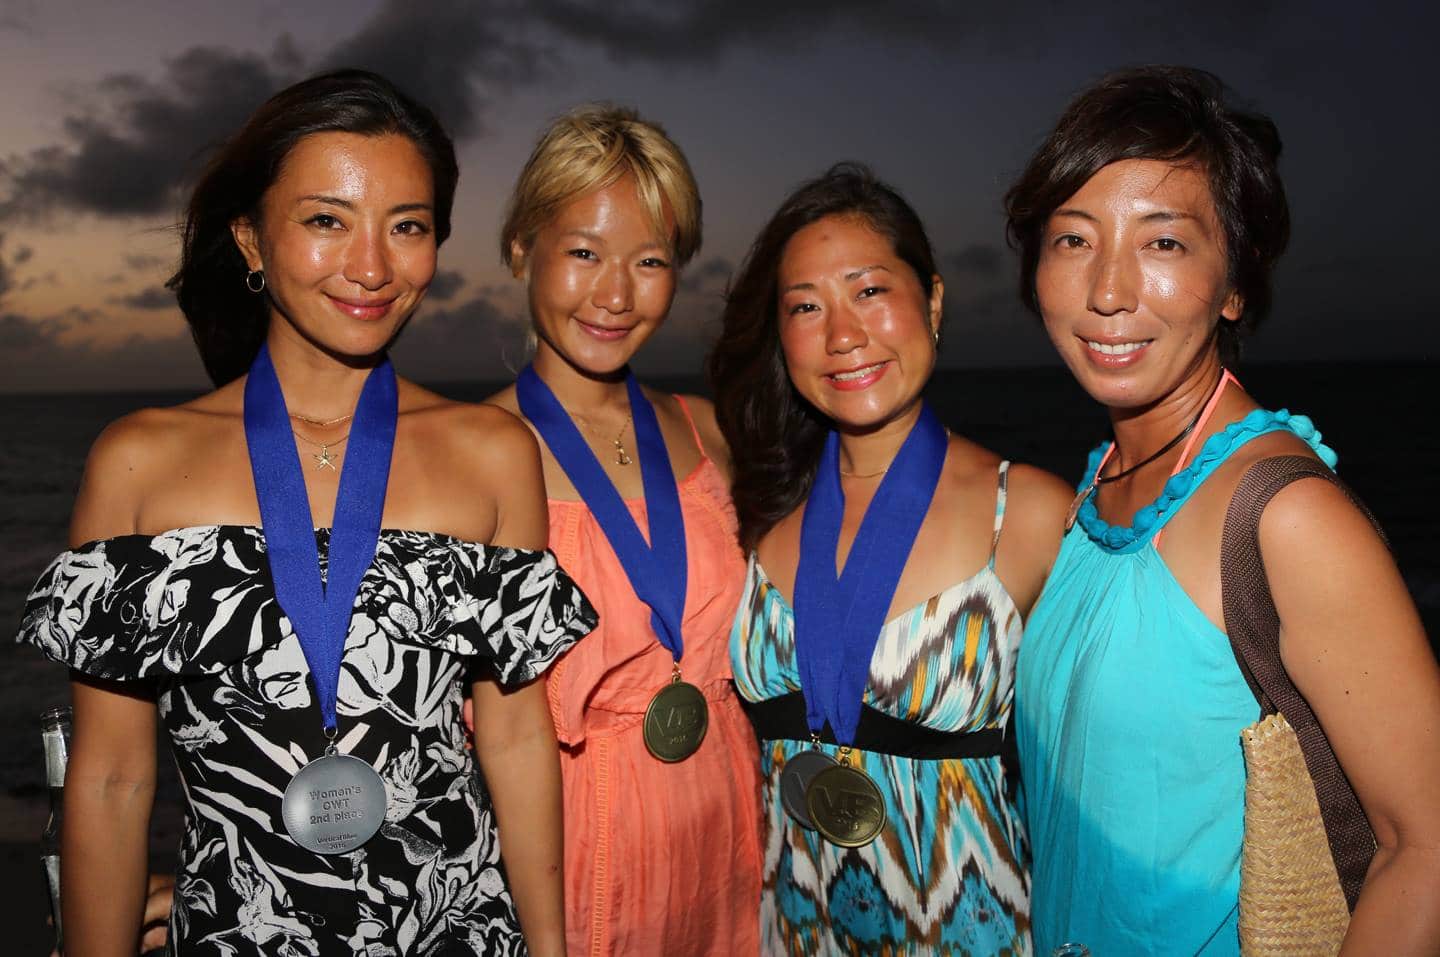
[707,163,939,549]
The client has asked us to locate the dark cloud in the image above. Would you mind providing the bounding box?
[426,269,467,302]
[947,244,1005,278]
[110,286,177,310]
[0,313,50,350]
[321,0,556,139]
[0,0,559,223]
[526,0,963,62]
[0,47,286,220]
[123,253,168,271]
[12,244,32,264]
[526,0,1273,63]
[391,289,530,382]
[679,256,732,294]
[0,309,205,393]
[0,234,12,300]
[0,0,37,34]
[0,0,1327,229]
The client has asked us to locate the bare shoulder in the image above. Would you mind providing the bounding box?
[674,393,719,431]
[404,388,540,469]
[87,389,238,484]
[479,381,521,417]
[72,389,240,543]
[947,437,1069,543]
[1003,462,1074,523]
[675,393,731,470]
[1259,468,1384,558]
[942,433,1002,483]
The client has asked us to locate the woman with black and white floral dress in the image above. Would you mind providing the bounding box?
[18,71,592,956]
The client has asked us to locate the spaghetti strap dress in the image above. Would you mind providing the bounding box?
[544,396,763,957]
[733,462,1032,956]
[18,526,596,955]
[1015,409,1337,957]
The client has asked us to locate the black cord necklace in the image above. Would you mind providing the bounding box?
[1064,393,1213,531]
[1095,415,1199,486]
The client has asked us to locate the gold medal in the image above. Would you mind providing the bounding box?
[643,668,708,762]
[805,748,886,847]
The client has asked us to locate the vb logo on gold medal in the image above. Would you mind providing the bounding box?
[805,756,886,847]
[643,672,709,763]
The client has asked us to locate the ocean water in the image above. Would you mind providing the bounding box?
[0,362,1435,943]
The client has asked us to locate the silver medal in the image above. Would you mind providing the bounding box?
[780,749,838,829]
[282,752,387,855]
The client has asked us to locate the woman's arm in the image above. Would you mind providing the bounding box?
[63,676,157,957]
[990,463,1071,616]
[471,678,565,957]
[59,414,164,956]
[1263,478,1440,954]
[467,407,565,954]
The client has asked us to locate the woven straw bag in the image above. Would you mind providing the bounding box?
[1221,456,1379,957]
[1238,713,1351,951]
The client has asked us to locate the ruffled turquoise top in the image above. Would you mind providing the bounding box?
[1016,409,1335,957]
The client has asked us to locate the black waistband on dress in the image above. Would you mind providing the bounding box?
[740,691,1014,761]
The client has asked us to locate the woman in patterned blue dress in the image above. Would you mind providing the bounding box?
[709,164,1071,955]
[18,71,592,955]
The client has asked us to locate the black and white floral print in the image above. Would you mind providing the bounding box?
[19,525,597,956]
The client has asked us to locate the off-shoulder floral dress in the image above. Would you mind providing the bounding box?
[18,525,596,956]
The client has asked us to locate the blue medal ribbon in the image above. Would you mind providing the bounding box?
[244,343,397,732]
[516,365,687,661]
[792,404,947,745]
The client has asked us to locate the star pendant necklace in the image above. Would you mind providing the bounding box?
[291,428,350,471]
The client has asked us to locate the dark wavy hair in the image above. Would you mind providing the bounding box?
[167,69,459,386]
[708,163,939,549]
[1004,65,1289,366]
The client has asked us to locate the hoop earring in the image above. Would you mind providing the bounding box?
[246,269,266,293]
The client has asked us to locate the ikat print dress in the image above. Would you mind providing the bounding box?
[731,462,1031,956]
[18,525,596,956]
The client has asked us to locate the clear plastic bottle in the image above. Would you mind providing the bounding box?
[1051,945,1091,957]
[40,706,72,953]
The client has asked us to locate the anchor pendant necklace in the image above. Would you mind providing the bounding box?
[612,412,634,466]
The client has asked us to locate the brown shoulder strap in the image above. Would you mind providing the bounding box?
[1221,454,1381,911]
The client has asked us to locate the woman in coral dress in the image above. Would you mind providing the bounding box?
[485,104,763,956]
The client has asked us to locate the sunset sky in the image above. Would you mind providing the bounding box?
[0,0,1432,393]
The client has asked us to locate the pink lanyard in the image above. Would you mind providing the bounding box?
[1092,368,1241,549]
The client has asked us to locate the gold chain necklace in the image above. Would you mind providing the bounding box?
[289,411,354,429]
[292,429,350,471]
[572,409,634,466]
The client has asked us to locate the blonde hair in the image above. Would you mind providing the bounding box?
[500,104,702,271]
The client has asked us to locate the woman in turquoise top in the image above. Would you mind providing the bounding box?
[1005,67,1440,954]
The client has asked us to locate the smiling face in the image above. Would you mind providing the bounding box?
[515,175,677,378]
[1035,158,1241,410]
[777,214,942,432]
[231,131,437,360]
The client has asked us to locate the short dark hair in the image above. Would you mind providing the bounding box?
[1004,65,1289,365]
[168,69,459,386]
[707,162,938,549]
